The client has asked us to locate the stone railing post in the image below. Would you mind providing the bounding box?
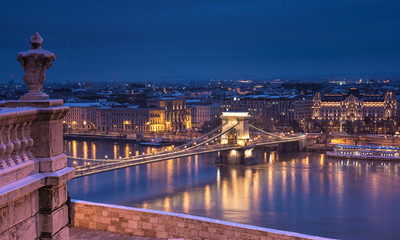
[0,126,7,168]
[17,32,55,101]
[18,122,29,162]
[4,125,15,166]
[3,32,74,240]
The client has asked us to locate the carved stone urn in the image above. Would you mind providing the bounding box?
[17,32,55,100]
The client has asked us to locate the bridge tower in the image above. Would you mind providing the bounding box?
[220,112,250,146]
[217,112,255,164]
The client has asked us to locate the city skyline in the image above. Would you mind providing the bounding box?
[1,0,400,83]
[1,2,400,240]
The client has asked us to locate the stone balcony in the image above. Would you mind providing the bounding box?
[0,32,74,240]
[0,101,74,240]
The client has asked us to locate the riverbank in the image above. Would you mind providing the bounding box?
[64,132,198,144]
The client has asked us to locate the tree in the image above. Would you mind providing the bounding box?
[291,120,300,132]
[201,117,222,133]
[363,116,371,133]
[345,120,354,134]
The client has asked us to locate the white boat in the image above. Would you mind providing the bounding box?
[327,144,400,161]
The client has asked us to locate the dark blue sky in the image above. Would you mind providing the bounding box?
[1,0,400,83]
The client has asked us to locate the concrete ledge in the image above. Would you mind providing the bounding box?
[37,154,68,173]
[0,167,74,206]
[43,167,75,186]
[0,161,38,188]
[72,199,336,240]
[5,99,64,108]
[0,173,43,205]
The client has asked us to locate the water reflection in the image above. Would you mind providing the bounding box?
[72,140,77,158]
[91,142,96,159]
[66,139,400,240]
[113,144,118,159]
[204,185,211,211]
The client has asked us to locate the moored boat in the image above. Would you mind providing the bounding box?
[327,144,400,161]
[139,138,170,146]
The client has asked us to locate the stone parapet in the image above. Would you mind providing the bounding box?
[0,96,72,240]
[5,99,64,108]
[0,32,73,240]
[0,104,69,173]
[72,200,336,240]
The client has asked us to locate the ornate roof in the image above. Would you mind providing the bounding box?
[320,88,386,102]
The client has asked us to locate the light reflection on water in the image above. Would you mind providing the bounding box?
[66,139,400,240]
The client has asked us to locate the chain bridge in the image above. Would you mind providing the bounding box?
[68,112,301,178]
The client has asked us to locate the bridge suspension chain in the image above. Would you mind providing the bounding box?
[248,124,284,139]
[68,123,234,162]
[176,123,227,150]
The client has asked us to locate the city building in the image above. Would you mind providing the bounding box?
[220,94,313,131]
[190,103,221,129]
[312,88,397,133]
[63,97,192,134]
[96,107,152,133]
[63,102,102,131]
[149,97,192,132]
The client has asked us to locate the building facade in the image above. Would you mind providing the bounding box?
[312,88,397,133]
[220,94,313,131]
[63,102,102,131]
[190,103,221,129]
[150,97,192,132]
[63,98,192,134]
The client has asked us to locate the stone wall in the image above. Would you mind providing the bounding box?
[0,190,40,240]
[0,170,73,240]
[72,200,334,240]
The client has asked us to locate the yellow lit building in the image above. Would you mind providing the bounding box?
[152,97,192,132]
[149,109,165,132]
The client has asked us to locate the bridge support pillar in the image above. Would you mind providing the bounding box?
[216,147,256,165]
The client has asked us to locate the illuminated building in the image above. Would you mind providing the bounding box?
[312,88,397,133]
[149,97,192,132]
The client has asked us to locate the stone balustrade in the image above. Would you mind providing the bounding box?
[0,107,37,169]
[0,102,74,240]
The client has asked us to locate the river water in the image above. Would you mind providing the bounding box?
[65,139,400,240]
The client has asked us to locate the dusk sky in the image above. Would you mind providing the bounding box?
[1,0,400,83]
